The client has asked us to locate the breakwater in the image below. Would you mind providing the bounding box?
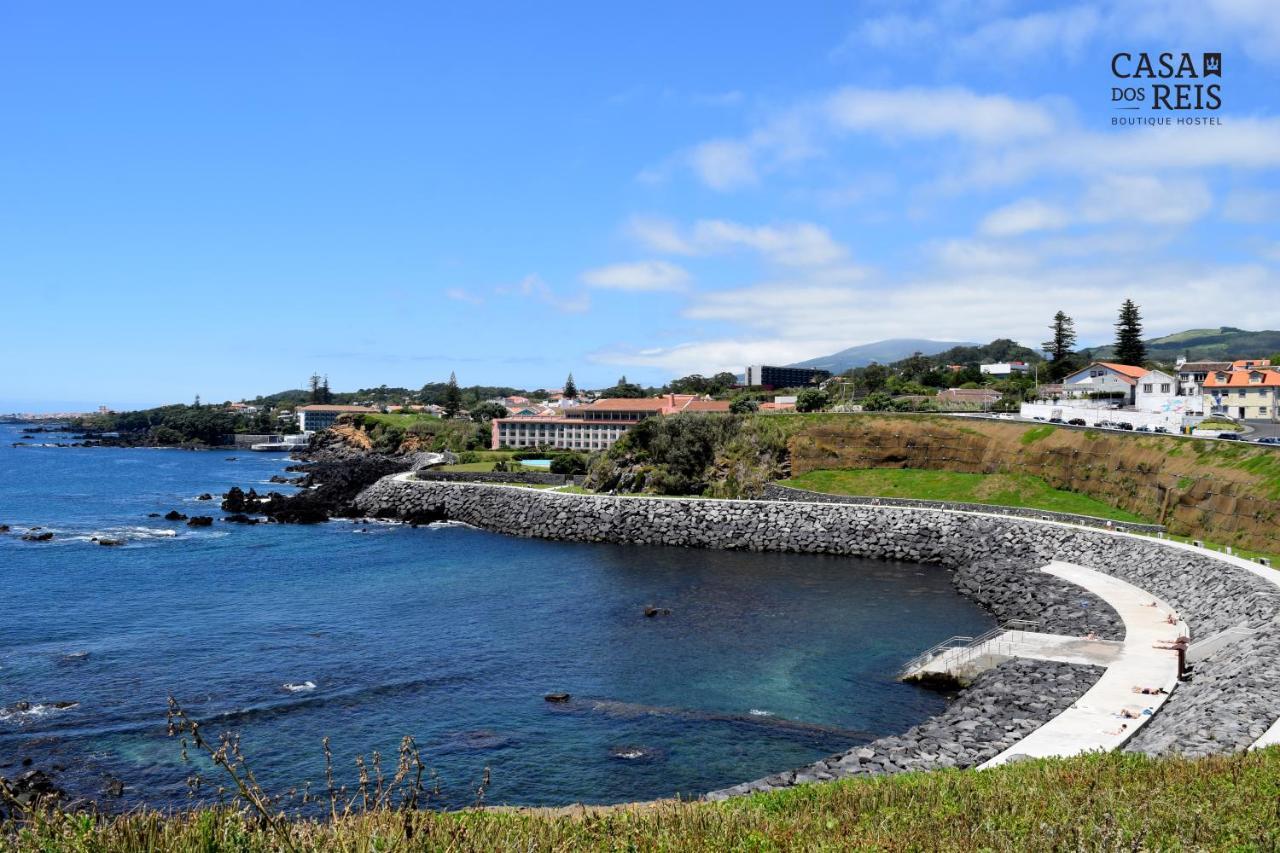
[355,476,1280,792]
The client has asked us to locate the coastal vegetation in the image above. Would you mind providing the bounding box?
[70,403,278,446]
[5,748,1280,850]
[783,469,1149,523]
[584,412,1280,554]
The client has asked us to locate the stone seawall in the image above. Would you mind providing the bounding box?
[354,477,1280,786]
[761,483,1166,535]
[413,471,567,485]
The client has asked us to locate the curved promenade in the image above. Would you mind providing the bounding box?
[354,476,1280,794]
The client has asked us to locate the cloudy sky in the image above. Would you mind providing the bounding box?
[2,1,1279,409]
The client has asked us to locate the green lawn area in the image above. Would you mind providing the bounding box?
[783,468,1149,523]
[9,749,1280,850]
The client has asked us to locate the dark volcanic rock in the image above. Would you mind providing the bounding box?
[163,510,187,521]
[248,455,412,524]
[223,513,259,525]
[22,530,53,542]
[0,524,9,533]
[0,768,64,815]
[186,516,213,527]
[95,538,125,546]
[544,692,571,703]
[196,493,213,501]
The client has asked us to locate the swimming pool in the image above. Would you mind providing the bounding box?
[521,459,552,469]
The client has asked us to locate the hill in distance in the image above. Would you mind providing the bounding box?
[1087,327,1280,362]
[790,339,977,374]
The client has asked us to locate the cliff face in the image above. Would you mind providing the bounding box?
[787,416,1280,555]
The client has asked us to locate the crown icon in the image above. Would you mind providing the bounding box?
[1203,53,1221,77]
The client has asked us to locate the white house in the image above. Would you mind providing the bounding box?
[1174,360,1232,397]
[1134,370,1203,415]
[979,361,1030,377]
[1060,362,1147,406]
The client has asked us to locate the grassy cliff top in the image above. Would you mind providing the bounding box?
[6,749,1280,850]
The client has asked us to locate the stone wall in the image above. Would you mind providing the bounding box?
[354,477,1280,780]
[412,471,566,485]
[761,483,1166,535]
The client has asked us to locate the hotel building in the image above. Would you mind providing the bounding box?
[490,395,731,451]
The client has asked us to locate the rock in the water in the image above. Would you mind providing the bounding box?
[21,530,53,542]
[163,510,187,521]
[196,493,213,501]
[544,692,571,703]
[96,538,124,547]
[186,516,213,527]
[223,513,259,525]
[643,606,672,618]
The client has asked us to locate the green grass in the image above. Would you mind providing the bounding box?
[1018,425,1054,445]
[783,468,1149,523]
[7,749,1280,850]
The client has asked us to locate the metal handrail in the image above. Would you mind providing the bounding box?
[900,619,1041,678]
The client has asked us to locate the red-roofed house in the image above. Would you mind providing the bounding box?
[1203,369,1280,420]
[1060,362,1148,405]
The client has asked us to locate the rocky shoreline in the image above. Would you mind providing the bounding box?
[707,660,1104,799]
[354,476,1280,797]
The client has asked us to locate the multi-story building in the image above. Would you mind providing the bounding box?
[296,404,376,432]
[1059,362,1147,406]
[1174,360,1232,397]
[1203,369,1280,421]
[490,395,731,451]
[744,365,830,389]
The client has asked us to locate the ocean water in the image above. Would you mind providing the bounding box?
[0,423,993,809]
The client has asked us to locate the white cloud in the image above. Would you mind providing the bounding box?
[628,217,851,267]
[823,87,1057,144]
[1222,189,1280,223]
[496,274,590,314]
[952,6,1102,62]
[445,287,484,306]
[601,263,1277,376]
[688,139,758,190]
[981,199,1073,236]
[980,176,1212,236]
[580,260,690,291]
[1078,175,1213,226]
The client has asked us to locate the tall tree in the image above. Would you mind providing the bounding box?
[320,375,333,404]
[308,373,323,403]
[443,371,463,417]
[1042,311,1077,362]
[1113,300,1147,366]
[563,372,578,399]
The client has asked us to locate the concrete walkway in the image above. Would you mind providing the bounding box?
[911,631,1123,682]
[980,561,1186,767]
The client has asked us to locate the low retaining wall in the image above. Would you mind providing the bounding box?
[761,483,1166,534]
[412,471,567,485]
[355,477,1280,785]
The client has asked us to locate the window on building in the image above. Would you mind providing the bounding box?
[1161,383,1170,393]
[1143,384,1153,393]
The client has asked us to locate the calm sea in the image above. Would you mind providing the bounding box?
[0,423,992,808]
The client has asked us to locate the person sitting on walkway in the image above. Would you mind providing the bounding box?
[1153,636,1189,650]
[1103,723,1129,736]
[1131,686,1168,695]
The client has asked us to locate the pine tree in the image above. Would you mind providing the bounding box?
[563,372,578,399]
[1113,300,1147,366]
[1042,311,1077,362]
[443,371,463,417]
[320,375,333,404]
[308,373,323,403]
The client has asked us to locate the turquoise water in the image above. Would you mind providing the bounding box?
[0,423,993,809]
[520,459,552,469]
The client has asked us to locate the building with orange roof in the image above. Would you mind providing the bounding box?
[1203,368,1280,420]
[1232,358,1273,371]
[490,394,732,450]
[1060,362,1147,406]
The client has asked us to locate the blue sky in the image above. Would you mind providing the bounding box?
[2,1,1279,411]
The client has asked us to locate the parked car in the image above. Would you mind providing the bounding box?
[1033,416,1046,421]
[1153,426,1170,434]
[1117,422,1134,430]
[1218,432,1243,441]
[1049,417,1064,424]
[1255,436,1280,445]
[1067,418,1086,426]
[1135,424,1152,432]
[1096,420,1116,429]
